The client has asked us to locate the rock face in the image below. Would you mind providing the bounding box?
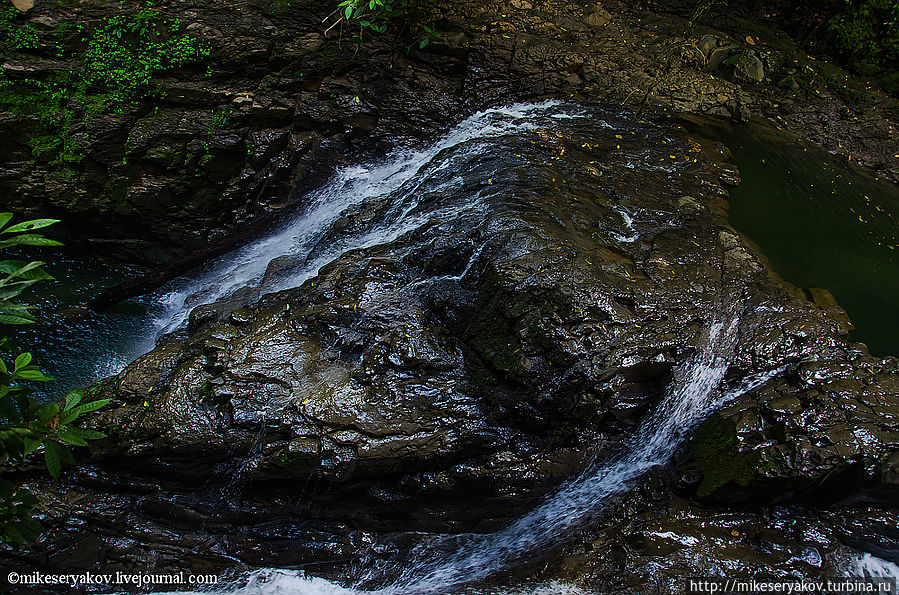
[1,0,896,262]
[545,487,899,592]
[4,103,897,579]
[681,352,899,503]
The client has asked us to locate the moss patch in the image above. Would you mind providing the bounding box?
[688,413,769,498]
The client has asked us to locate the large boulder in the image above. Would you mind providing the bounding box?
[3,104,895,577]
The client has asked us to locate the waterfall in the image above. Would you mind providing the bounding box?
[849,553,899,581]
[140,102,786,593]
[150,100,583,337]
[371,318,762,594]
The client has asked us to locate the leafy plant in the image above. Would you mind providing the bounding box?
[0,215,61,325]
[327,0,438,45]
[0,5,212,169]
[0,214,110,547]
[826,0,899,72]
[83,8,212,103]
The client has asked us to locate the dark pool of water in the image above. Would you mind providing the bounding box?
[5,254,161,399]
[683,117,899,357]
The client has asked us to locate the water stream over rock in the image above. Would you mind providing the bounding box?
[6,101,899,593]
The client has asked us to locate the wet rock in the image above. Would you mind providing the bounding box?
[7,107,895,577]
[681,352,899,504]
[546,490,898,593]
[735,54,765,82]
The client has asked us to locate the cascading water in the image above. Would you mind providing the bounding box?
[94,101,782,594]
[364,318,772,594]
[152,100,584,336]
[38,101,583,392]
[61,100,892,595]
[850,553,899,581]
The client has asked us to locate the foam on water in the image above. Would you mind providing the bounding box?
[94,102,792,594]
[373,318,781,594]
[158,569,587,595]
[161,318,782,595]
[849,553,899,580]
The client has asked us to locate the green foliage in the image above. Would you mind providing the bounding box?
[826,0,899,73]
[0,216,61,326]
[0,4,38,50]
[0,5,212,169]
[0,215,110,548]
[329,0,439,45]
[83,8,212,103]
[337,0,412,34]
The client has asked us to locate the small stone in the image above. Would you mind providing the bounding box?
[511,0,533,8]
[736,55,765,82]
[585,8,612,27]
[779,75,800,91]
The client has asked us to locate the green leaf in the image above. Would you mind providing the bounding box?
[64,390,83,412]
[0,260,30,273]
[13,369,55,382]
[58,409,77,425]
[1,219,59,234]
[14,353,31,371]
[344,5,353,19]
[420,38,429,48]
[0,235,64,249]
[360,20,371,26]
[0,261,52,281]
[73,399,110,415]
[0,280,41,300]
[0,213,12,232]
[56,432,88,447]
[23,437,40,456]
[63,426,106,440]
[38,403,59,424]
[0,358,6,374]
[44,441,61,479]
[0,313,37,325]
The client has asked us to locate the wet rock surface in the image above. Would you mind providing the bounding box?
[3,104,897,584]
[542,482,899,593]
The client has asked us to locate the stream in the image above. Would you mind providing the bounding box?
[10,101,899,593]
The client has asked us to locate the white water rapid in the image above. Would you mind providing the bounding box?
[129,101,792,594]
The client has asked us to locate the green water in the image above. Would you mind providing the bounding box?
[687,119,899,357]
